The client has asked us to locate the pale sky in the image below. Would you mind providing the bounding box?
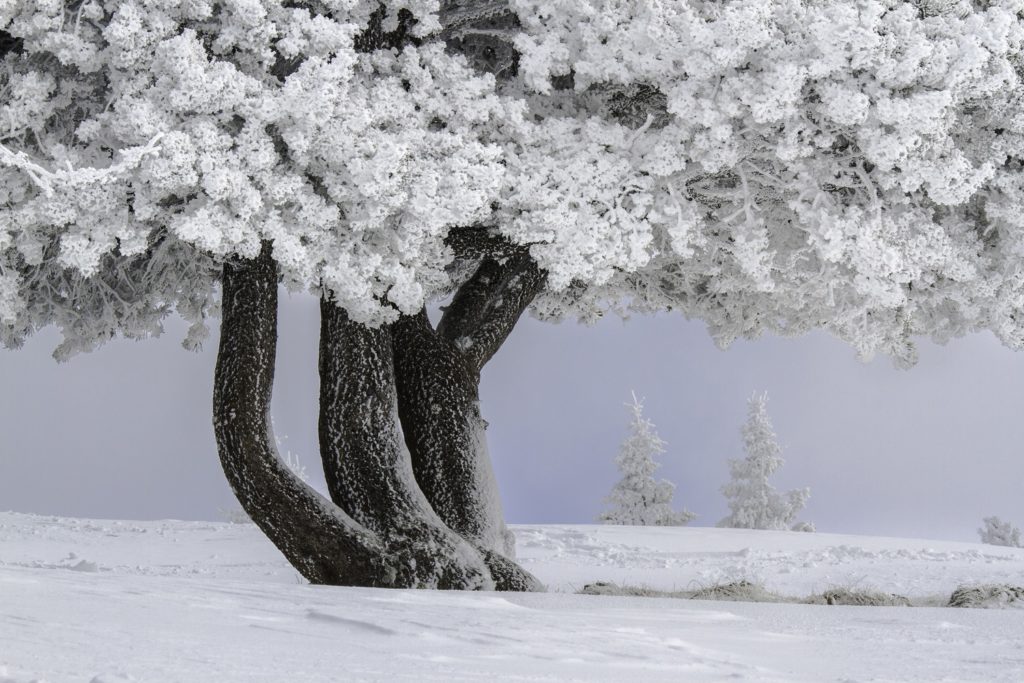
[2,290,1023,543]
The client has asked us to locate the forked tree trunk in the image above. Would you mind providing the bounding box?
[391,310,542,591]
[312,247,546,591]
[391,252,547,590]
[317,299,494,590]
[397,252,545,541]
[317,300,543,591]
[213,242,491,588]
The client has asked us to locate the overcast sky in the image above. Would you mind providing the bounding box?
[2,290,1022,544]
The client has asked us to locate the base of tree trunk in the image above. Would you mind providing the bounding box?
[480,549,545,592]
[393,310,515,557]
[213,243,535,590]
[318,299,496,590]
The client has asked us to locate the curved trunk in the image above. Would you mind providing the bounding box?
[390,252,547,591]
[214,241,489,589]
[391,311,543,591]
[318,299,494,590]
[215,241,544,590]
[213,243,388,586]
[393,253,544,553]
[392,310,513,556]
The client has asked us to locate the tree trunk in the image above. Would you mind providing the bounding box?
[314,251,547,591]
[391,252,547,590]
[395,251,545,545]
[213,241,489,588]
[391,310,544,591]
[318,299,495,590]
[213,243,384,585]
[391,309,512,556]
[214,239,545,590]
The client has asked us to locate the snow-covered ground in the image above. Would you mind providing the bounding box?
[2,512,1023,682]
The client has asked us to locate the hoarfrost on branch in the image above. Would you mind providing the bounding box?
[3,0,1024,366]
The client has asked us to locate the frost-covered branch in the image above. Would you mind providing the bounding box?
[5,0,1024,362]
[437,251,545,371]
[0,134,163,197]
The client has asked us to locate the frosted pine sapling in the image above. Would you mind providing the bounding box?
[978,516,1022,548]
[600,393,696,527]
[718,394,811,531]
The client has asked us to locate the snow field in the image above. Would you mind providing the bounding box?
[2,513,1024,682]
[515,525,1024,600]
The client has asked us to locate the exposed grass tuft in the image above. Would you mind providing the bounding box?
[580,582,687,598]
[689,580,783,603]
[804,588,910,607]
[582,580,1024,609]
[581,580,782,603]
[582,581,910,607]
[948,584,1024,609]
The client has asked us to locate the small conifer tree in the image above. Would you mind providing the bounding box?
[978,516,1022,547]
[718,393,811,531]
[600,393,696,526]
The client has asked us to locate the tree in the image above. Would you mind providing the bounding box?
[0,0,542,591]
[4,0,1024,589]
[718,394,811,531]
[600,393,696,527]
[978,516,1022,548]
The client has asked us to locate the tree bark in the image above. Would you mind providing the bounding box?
[390,252,547,590]
[391,309,511,555]
[214,243,386,585]
[313,251,547,591]
[436,253,546,373]
[214,239,545,590]
[390,310,543,591]
[318,298,495,590]
[214,241,490,588]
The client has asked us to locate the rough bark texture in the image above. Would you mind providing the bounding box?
[214,242,492,589]
[389,253,547,591]
[436,252,546,373]
[392,309,510,553]
[318,298,495,590]
[477,547,545,592]
[390,309,543,591]
[215,239,546,590]
[213,243,393,586]
[439,0,520,81]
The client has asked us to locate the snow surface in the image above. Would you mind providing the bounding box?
[2,512,1023,682]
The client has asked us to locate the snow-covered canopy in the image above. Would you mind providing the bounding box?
[3,0,1024,364]
[512,0,1024,364]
